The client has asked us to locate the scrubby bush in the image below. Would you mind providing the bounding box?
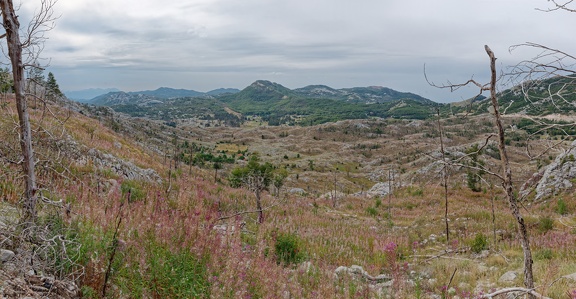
[366,206,378,217]
[470,233,488,253]
[535,248,554,260]
[557,198,568,215]
[275,232,305,266]
[538,216,554,234]
[120,180,146,202]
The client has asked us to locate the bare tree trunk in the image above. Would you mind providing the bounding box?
[1,0,38,225]
[490,182,497,246]
[388,168,392,216]
[437,108,450,243]
[255,189,263,224]
[332,170,337,208]
[485,45,534,294]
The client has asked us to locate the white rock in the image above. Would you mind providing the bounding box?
[476,250,490,259]
[533,140,576,200]
[365,182,391,198]
[0,249,14,262]
[376,280,393,288]
[289,188,305,195]
[334,266,349,275]
[498,271,518,283]
[373,274,392,281]
[563,272,576,281]
[349,265,368,276]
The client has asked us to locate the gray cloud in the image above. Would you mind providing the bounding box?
[26,0,576,102]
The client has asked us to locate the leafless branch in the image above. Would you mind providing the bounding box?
[22,0,59,49]
[425,63,490,93]
[536,0,576,13]
[476,287,550,299]
[217,200,283,221]
[508,42,576,83]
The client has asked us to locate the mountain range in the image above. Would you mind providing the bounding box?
[81,80,439,125]
[64,88,120,102]
[72,76,576,126]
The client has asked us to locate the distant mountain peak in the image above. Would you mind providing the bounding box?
[245,80,292,94]
[252,80,274,85]
[65,87,120,102]
[249,80,288,90]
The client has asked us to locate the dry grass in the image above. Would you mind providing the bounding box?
[2,97,576,298]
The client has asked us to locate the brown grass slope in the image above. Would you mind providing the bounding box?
[1,95,576,298]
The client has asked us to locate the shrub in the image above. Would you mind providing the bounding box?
[366,207,378,217]
[275,232,305,266]
[470,233,488,253]
[409,187,424,197]
[557,198,568,215]
[145,245,210,298]
[535,248,554,260]
[35,213,82,280]
[120,180,146,202]
[538,216,554,234]
[111,234,211,298]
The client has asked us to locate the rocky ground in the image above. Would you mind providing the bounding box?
[0,204,79,299]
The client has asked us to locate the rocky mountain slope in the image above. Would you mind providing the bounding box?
[3,79,576,297]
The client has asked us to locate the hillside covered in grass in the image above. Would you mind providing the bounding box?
[2,91,576,298]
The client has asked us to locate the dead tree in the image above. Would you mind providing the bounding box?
[486,46,535,295]
[436,108,450,243]
[427,45,536,295]
[0,0,57,225]
[1,0,37,224]
[507,2,576,163]
[229,154,275,224]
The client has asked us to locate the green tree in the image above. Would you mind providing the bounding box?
[229,154,274,223]
[46,71,63,99]
[272,168,288,197]
[213,161,222,182]
[465,143,485,192]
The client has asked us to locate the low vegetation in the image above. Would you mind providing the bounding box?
[2,90,576,298]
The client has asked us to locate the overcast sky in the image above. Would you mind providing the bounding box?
[17,0,576,102]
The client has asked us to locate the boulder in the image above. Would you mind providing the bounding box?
[289,188,305,195]
[334,265,391,283]
[531,140,576,200]
[365,182,391,198]
[498,271,517,283]
[0,249,14,262]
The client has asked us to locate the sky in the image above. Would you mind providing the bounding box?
[15,0,576,102]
